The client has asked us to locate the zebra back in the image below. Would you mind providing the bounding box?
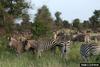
[37,38,57,51]
[80,42,99,62]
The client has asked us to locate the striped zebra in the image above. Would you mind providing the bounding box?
[24,38,57,57]
[24,31,71,58]
[36,38,57,57]
[80,43,100,62]
[39,39,70,58]
[25,37,71,58]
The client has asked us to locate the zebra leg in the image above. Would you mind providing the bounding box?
[61,46,66,58]
[33,49,37,54]
[51,47,56,56]
[16,49,21,56]
[37,50,42,58]
[81,55,89,63]
[62,47,70,60]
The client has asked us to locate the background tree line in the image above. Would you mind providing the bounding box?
[0,0,100,38]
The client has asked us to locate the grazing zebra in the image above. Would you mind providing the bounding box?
[36,38,57,57]
[25,37,71,58]
[80,43,100,62]
[24,31,71,58]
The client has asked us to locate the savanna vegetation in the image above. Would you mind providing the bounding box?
[0,37,100,67]
[0,0,100,67]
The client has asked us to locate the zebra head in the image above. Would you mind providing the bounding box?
[62,40,71,52]
[60,40,71,58]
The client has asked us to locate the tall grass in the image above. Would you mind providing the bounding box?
[0,37,100,67]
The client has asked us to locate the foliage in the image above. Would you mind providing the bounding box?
[21,14,32,31]
[0,0,30,33]
[72,18,81,30]
[89,10,100,31]
[83,20,90,29]
[55,11,63,29]
[0,0,29,17]
[63,20,71,28]
[0,37,100,67]
[32,5,54,38]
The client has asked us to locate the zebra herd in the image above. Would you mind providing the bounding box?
[8,31,71,58]
[7,31,100,62]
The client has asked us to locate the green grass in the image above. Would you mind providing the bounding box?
[0,37,100,67]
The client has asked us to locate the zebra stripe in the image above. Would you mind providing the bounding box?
[37,39,56,51]
[80,43,100,62]
[35,39,57,57]
[36,38,70,58]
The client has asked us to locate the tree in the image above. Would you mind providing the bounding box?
[63,20,71,28]
[21,14,32,31]
[32,5,54,38]
[0,0,30,33]
[89,10,100,31]
[72,18,81,30]
[83,20,90,29]
[0,0,29,18]
[55,11,63,29]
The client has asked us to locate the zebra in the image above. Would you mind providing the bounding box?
[25,36,71,58]
[80,42,100,62]
[55,32,71,58]
[36,31,71,58]
[36,38,57,57]
[24,30,71,58]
